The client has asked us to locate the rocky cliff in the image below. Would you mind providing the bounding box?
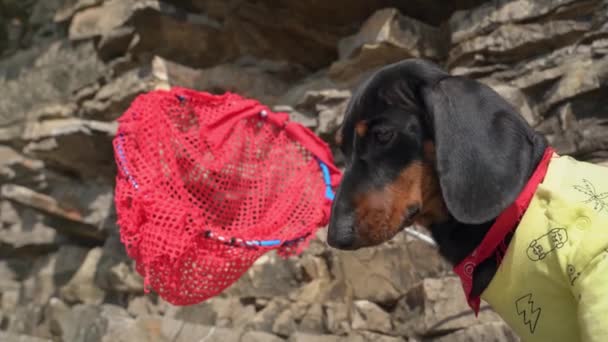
[1,0,607,341]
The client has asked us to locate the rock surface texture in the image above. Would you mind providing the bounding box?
[1,0,607,341]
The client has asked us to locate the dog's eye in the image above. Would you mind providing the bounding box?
[373,128,395,145]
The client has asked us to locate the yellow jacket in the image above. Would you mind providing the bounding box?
[482,154,608,341]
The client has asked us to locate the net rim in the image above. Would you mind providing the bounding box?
[113,88,338,252]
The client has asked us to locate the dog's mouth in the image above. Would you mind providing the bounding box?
[399,205,421,231]
[360,205,422,249]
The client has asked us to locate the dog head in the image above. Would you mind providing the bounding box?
[327,59,546,250]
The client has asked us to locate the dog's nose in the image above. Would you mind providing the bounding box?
[327,175,359,250]
[327,225,357,250]
[327,203,358,250]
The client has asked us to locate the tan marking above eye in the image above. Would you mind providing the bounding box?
[423,141,436,163]
[355,121,368,138]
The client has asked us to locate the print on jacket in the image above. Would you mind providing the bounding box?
[574,179,608,212]
[515,293,541,334]
[567,264,581,286]
[526,228,568,261]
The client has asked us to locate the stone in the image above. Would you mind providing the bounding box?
[351,300,392,334]
[299,254,331,281]
[246,298,291,332]
[134,2,237,68]
[190,62,291,107]
[272,308,298,337]
[97,26,137,60]
[159,318,244,342]
[0,200,59,257]
[59,247,106,305]
[225,251,302,299]
[298,303,326,334]
[45,175,115,233]
[151,56,199,89]
[0,332,52,342]
[291,279,344,304]
[54,0,104,23]
[535,86,608,161]
[214,298,256,328]
[67,0,134,41]
[290,301,313,322]
[278,72,338,108]
[2,303,47,337]
[288,333,343,342]
[0,258,31,286]
[0,146,45,188]
[81,67,160,121]
[1,286,20,313]
[394,277,502,336]
[350,332,406,342]
[126,295,165,318]
[241,331,284,342]
[294,89,351,140]
[431,322,519,342]
[20,246,89,305]
[274,105,318,129]
[163,299,219,327]
[1,184,80,222]
[489,45,593,90]
[330,233,449,304]
[449,0,597,44]
[450,64,511,78]
[100,305,139,342]
[0,260,20,294]
[324,302,352,335]
[448,20,592,68]
[94,317,162,342]
[165,297,255,328]
[0,1,57,54]
[1,184,107,241]
[194,0,485,30]
[330,8,444,84]
[49,299,134,342]
[95,231,144,294]
[0,125,24,144]
[152,56,298,106]
[70,0,234,68]
[21,118,117,180]
[536,57,608,115]
[289,332,405,342]
[221,0,489,71]
[0,3,35,55]
[0,40,105,129]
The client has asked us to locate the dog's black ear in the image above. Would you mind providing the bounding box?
[420,76,544,224]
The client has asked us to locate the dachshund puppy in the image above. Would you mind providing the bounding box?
[327,58,608,341]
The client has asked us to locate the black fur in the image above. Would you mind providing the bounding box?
[328,58,547,295]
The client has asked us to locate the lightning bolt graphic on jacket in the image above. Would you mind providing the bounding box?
[515,293,541,333]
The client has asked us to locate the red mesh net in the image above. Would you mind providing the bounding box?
[113,87,341,305]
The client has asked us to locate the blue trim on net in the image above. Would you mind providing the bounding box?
[116,133,139,190]
[113,107,336,249]
[318,160,335,201]
[259,240,281,247]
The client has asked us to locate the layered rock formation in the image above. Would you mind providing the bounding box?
[1,0,607,341]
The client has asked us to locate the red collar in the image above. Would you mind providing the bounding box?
[453,147,555,315]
